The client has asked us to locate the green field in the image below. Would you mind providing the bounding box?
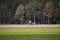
[0,28,60,40]
[0,34,60,40]
[0,28,60,35]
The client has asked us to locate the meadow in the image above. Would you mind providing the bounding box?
[0,28,60,40]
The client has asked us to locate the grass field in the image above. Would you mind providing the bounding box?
[0,28,60,35]
[0,34,60,40]
[0,28,60,40]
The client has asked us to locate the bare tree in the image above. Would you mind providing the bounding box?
[43,0,54,24]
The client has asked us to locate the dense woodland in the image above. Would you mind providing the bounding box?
[0,0,60,24]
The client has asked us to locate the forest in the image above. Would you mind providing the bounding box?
[0,0,60,24]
